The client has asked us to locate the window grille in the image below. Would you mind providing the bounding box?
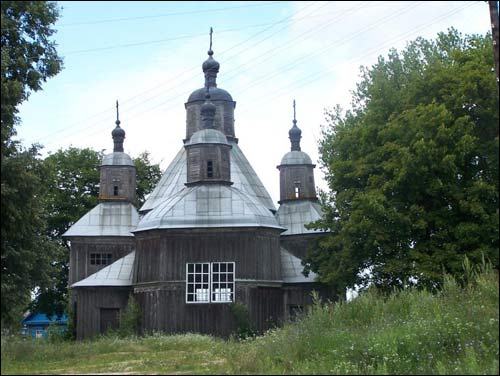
[186,262,235,303]
[90,253,113,266]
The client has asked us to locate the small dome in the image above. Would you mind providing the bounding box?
[202,53,220,73]
[101,152,134,166]
[112,125,125,138]
[189,129,228,145]
[289,124,301,138]
[280,151,313,165]
[187,86,233,103]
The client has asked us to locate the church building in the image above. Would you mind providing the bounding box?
[64,35,338,340]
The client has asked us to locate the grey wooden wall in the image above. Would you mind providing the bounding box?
[73,286,131,340]
[278,164,316,202]
[134,228,283,283]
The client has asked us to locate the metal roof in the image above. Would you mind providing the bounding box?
[63,202,139,237]
[101,151,134,166]
[280,248,318,283]
[187,86,234,103]
[135,184,284,232]
[72,251,135,287]
[276,200,325,235]
[139,142,276,213]
[280,150,313,166]
[189,128,229,145]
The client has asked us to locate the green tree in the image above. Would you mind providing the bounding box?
[1,1,63,328]
[30,147,161,317]
[134,151,162,208]
[304,29,499,293]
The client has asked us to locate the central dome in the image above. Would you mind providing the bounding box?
[187,86,233,103]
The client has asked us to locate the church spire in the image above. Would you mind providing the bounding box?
[289,99,302,151]
[112,100,125,152]
[202,27,220,88]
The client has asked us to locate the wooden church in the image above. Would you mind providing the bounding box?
[64,35,338,340]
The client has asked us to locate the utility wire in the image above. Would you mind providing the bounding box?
[35,2,476,149]
[30,1,321,141]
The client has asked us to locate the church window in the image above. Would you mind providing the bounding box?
[294,186,300,198]
[186,263,210,303]
[113,185,119,196]
[211,262,234,303]
[90,253,113,266]
[207,160,214,178]
[186,262,235,303]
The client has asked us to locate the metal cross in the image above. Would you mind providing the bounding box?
[116,100,120,125]
[209,27,213,51]
[293,99,296,122]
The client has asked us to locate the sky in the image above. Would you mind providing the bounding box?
[15,1,493,206]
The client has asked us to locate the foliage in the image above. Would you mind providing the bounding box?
[0,144,64,328]
[116,294,141,338]
[304,29,499,293]
[1,0,63,147]
[134,151,162,208]
[229,302,255,339]
[2,267,498,374]
[1,0,63,329]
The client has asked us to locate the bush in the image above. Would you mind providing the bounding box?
[116,294,141,338]
[229,302,255,339]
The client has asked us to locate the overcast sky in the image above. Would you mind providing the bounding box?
[15,1,492,205]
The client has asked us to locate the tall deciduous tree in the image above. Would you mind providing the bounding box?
[304,29,499,293]
[1,1,62,328]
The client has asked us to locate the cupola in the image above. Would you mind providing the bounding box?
[99,101,137,204]
[277,100,317,203]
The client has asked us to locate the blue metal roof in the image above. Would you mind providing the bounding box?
[21,312,68,326]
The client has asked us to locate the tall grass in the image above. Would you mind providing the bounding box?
[2,268,498,375]
[222,268,499,374]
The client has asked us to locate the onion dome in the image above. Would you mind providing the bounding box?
[112,100,125,152]
[187,28,234,103]
[103,101,133,166]
[202,49,220,74]
[289,99,302,151]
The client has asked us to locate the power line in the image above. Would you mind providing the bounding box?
[33,2,477,150]
[236,1,479,114]
[0,1,286,31]
[30,2,322,142]
[58,1,286,26]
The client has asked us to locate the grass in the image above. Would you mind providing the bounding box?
[2,269,498,375]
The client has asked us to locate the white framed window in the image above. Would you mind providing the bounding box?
[186,262,235,303]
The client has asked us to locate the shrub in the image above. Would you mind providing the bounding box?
[230,302,255,339]
[116,294,141,338]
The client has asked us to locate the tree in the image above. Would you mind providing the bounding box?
[134,151,162,208]
[1,1,63,328]
[30,147,161,317]
[304,29,499,293]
